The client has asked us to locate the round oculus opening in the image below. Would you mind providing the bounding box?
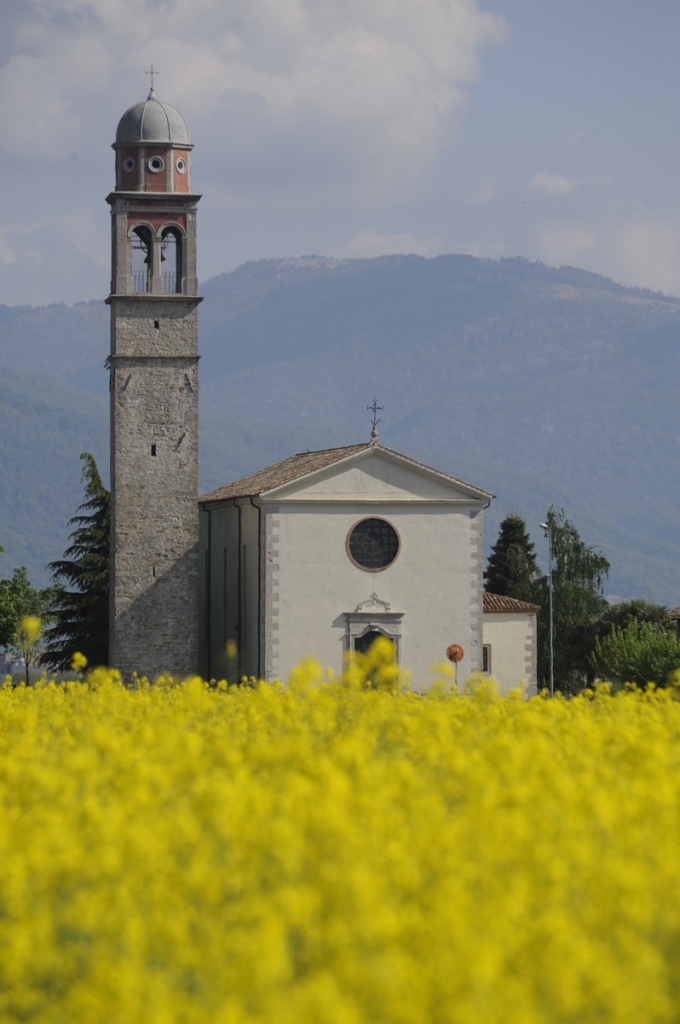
[176,158,187,174]
[347,517,400,572]
[122,156,136,173]
[148,156,164,173]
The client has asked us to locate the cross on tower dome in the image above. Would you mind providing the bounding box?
[145,63,159,89]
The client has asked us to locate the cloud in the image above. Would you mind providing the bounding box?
[538,222,595,265]
[531,215,680,297]
[530,172,577,195]
[344,230,440,258]
[0,206,107,276]
[0,33,113,158]
[0,0,509,199]
[609,217,680,296]
[470,177,496,203]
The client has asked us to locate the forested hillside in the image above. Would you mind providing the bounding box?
[1,254,679,602]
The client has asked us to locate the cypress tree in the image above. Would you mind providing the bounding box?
[42,454,110,670]
[484,513,540,601]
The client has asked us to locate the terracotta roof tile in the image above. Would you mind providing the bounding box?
[199,441,495,504]
[669,607,680,620]
[483,591,541,614]
[199,444,371,503]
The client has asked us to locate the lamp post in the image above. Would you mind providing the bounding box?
[540,521,554,697]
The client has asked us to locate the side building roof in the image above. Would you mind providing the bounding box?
[483,591,541,614]
[669,607,680,621]
[199,442,494,504]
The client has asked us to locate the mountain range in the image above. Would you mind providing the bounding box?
[1,253,678,604]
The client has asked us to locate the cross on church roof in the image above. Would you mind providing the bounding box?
[367,398,383,441]
[145,64,159,89]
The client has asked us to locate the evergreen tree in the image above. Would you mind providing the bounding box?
[535,507,610,693]
[484,513,540,602]
[42,454,110,670]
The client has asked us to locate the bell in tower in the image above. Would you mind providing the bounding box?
[106,80,201,679]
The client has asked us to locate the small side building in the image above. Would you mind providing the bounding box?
[669,607,680,641]
[482,591,540,695]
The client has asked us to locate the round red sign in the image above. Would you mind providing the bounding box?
[446,644,464,664]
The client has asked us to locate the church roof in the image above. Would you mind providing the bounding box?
[200,444,371,502]
[115,88,190,146]
[199,442,493,504]
[483,592,541,614]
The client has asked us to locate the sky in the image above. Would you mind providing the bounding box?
[1,0,680,306]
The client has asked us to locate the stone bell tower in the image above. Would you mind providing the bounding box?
[106,84,201,678]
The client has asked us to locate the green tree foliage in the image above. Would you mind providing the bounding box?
[536,507,610,693]
[0,566,51,653]
[484,513,540,601]
[14,615,43,687]
[42,454,110,671]
[589,599,673,649]
[590,621,680,689]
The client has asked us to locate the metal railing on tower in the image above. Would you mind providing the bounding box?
[132,271,148,293]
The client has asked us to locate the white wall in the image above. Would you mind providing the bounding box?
[278,453,478,502]
[265,501,484,690]
[483,612,537,696]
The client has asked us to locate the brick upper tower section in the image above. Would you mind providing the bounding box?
[107,87,201,680]
[106,87,200,300]
[113,87,192,194]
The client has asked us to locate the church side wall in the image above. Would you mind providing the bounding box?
[483,612,538,695]
[239,501,261,681]
[198,507,209,679]
[200,502,242,682]
[266,501,483,689]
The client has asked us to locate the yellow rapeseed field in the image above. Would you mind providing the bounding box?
[2,659,680,1023]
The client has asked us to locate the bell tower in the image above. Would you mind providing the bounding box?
[106,84,201,678]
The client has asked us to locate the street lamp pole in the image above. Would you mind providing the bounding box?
[540,521,554,697]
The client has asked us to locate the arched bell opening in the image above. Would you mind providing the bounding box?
[130,226,152,293]
[161,227,182,293]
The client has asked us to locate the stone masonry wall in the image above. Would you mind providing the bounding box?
[110,298,200,679]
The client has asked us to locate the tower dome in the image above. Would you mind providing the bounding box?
[115,88,190,146]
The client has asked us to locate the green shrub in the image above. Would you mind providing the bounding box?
[590,620,680,689]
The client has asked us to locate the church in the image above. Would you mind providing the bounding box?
[106,85,538,694]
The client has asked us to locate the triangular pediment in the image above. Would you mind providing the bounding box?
[262,447,492,503]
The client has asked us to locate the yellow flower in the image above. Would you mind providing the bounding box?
[0,659,676,1021]
[71,651,88,671]
[19,614,41,646]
